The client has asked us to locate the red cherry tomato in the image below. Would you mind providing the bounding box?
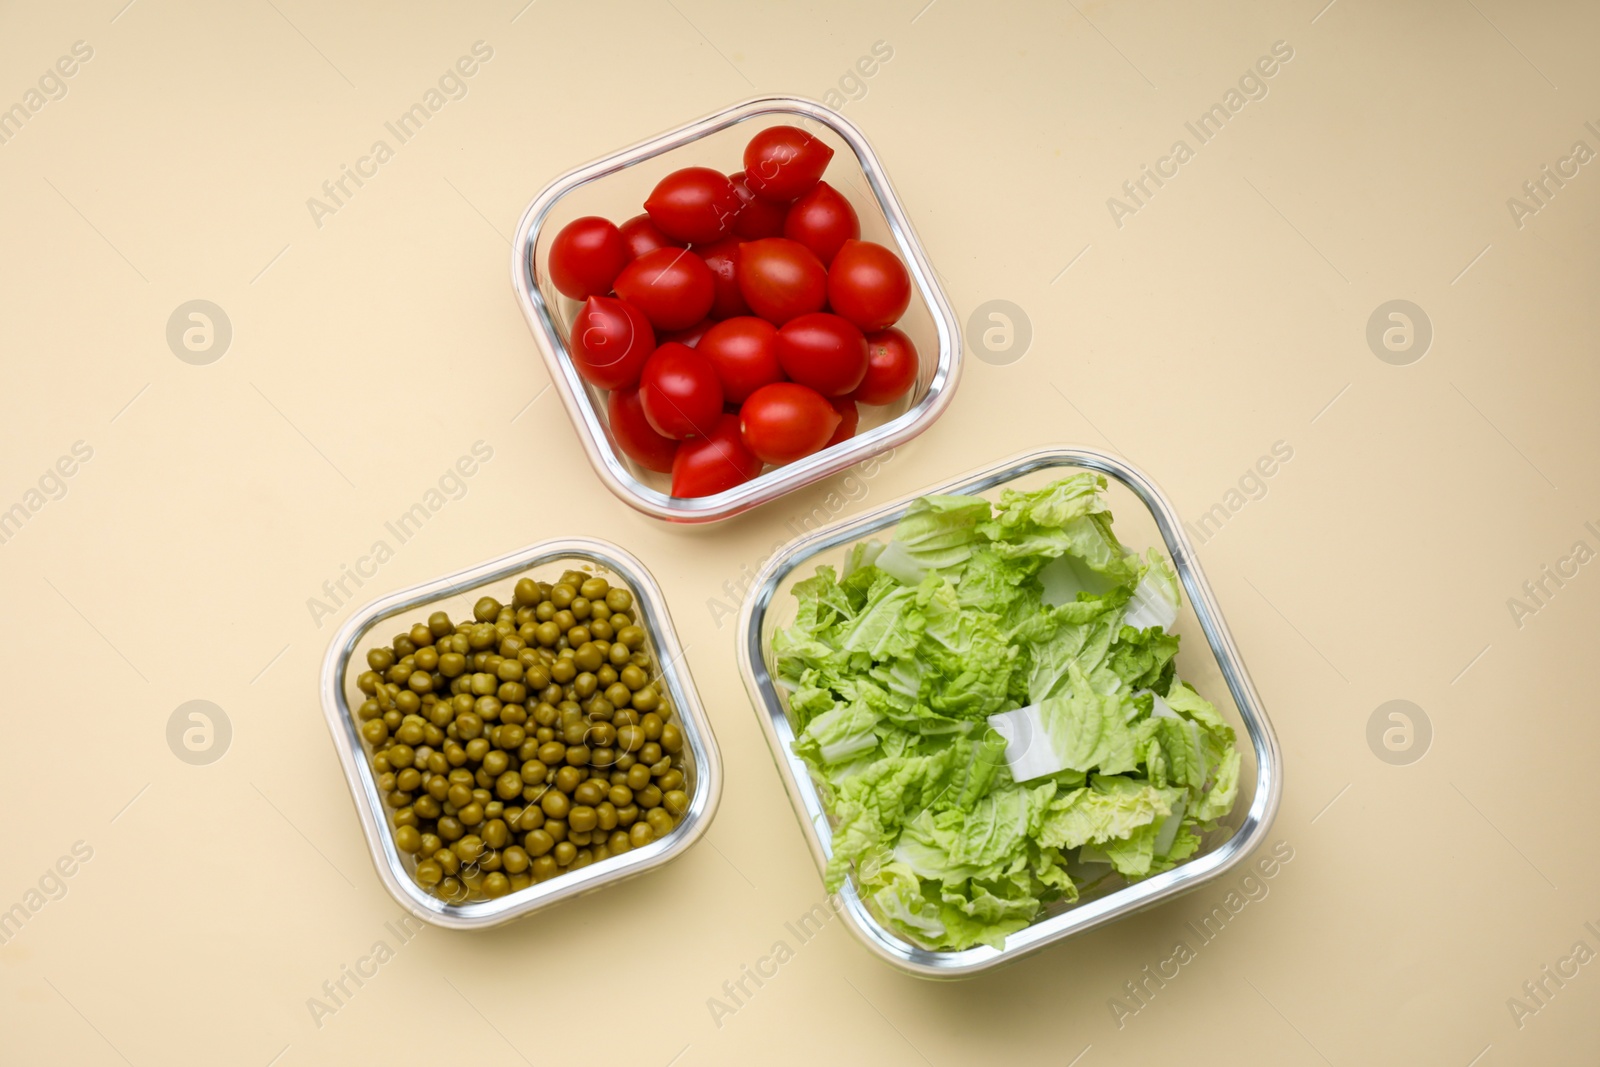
[661,318,714,348]
[852,327,920,406]
[567,296,655,390]
[619,213,685,260]
[743,125,834,202]
[783,182,859,265]
[736,238,827,325]
[739,383,841,466]
[774,313,868,397]
[827,240,912,332]
[671,413,764,498]
[547,217,629,300]
[695,237,751,319]
[729,171,788,239]
[607,386,679,473]
[698,317,782,403]
[613,248,716,331]
[826,396,859,447]
[644,166,743,244]
[639,342,724,439]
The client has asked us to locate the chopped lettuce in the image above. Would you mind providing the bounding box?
[773,474,1242,950]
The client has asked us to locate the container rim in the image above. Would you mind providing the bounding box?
[735,446,1283,977]
[509,94,962,524]
[319,536,723,930]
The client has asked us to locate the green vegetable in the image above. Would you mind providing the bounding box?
[773,473,1240,950]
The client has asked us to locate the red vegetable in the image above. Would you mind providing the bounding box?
[644,166,743,244]
[695,236,751,320]
[826,396,859,447]
[671,413,763,497]
[567,296,655,390]
[614,248,716,331]
[739,382,840,465]
[852,327,919,406]
[783,181,858,265]
[743,125,833,202]
[827,239,911,332]
[698,317,783,404]
[618,213,685,260]
[639,342,724,439]
[547,216,629,300]
[661,318,715,348]
[774,312,868,397]
[729,171,788,239]
[608,386,679,473]
[736,238,827,325]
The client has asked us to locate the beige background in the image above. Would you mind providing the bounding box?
[2,0,1596,1064]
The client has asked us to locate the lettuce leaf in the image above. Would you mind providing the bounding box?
[775,475,1243,951]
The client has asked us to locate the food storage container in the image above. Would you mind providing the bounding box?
[511,95,961,524]
[320,537,721,930]
[736,447,1282,977]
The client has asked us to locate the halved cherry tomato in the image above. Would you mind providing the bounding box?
[729,171,788,239]
[852,327,919,406]
[613,248,716,331]
[619,214,685,260]
[736,238,827,325]
[743,125,834,201]
[644,167,743,244]
[639,342,723,439]
[826,396,859,447]
[739,382,840,465]
[826,239,911,332]
[695,237,751,319]
[671,413,763,497]
[783,182,858,265]
[567,296,655,390]
[608,386,679,473]
[661,318,714,348]
[774,312,868,396]
[698,317,782,403]
[547,217,629,300]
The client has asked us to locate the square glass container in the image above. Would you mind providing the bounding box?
[736,447,1283,977]
[510,95,962,523]
[319,538,721,930]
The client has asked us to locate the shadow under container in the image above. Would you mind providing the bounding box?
[320,537,721,930]
[737,447,1283,977]
[511,95,962,524]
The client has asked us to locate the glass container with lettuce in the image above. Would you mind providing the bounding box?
[770,473,1241,951]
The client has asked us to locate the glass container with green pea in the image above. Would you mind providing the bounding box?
[321,539,720,930]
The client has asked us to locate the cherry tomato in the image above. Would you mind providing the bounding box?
[639,342,724,439]
[743,125,834,201]
[698,317,782,403]
[614,248,716,331]
[736,238,827,325]
[661,318,714,348]
[671,413,763,498]
[774,313,868,397]
[619,213,685,260]
[547,216,629,300]
[739,383,840,465]
[644,166,742,244]
[607,386,679,474]
[852,327,920,406]
[783,182,859,265]
[826,239,912,332]
[567,296,655,390]
[695,237,751,319]
[729,171,788,239]
[826,396,859,447]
